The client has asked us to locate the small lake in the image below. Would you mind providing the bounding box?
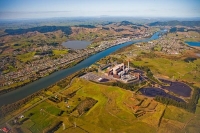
[62,40,92,49]
[185,41,200,47]
[160,79,191,97]
[140,87,184,102]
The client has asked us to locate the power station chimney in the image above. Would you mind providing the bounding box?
[128,60,130,70]
[123,62,125,73]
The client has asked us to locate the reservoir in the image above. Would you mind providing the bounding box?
[62,40,91,49]
[185,41,200,47]
[0,30,165,107]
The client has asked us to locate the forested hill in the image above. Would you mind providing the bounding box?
[119,21,134,26]
[74,25,96,28]
[148,20,200,27]
[4,26,72,35]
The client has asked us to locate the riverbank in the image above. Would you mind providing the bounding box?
[0,30,165,107]
[185,41,200,47]
[0,68,86,125]
[0,37,132,93]
[0,57,85,96]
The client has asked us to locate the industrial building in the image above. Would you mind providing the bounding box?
[105,61,140,83]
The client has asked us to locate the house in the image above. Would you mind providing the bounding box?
[1,127,10,133]
[18,115,24,119]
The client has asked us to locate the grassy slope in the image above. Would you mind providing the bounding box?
[62,78,156,133]
[133,58,200,87]
[163,106,192,123]
[5,30,67,48]
[184,98,200,133]
[159,104,200,133]
[21,78,156,133]
[23,101,62,133]
[141,104,166,128]
[17,78,200,133]
[17,52,36,62]
[52,49,68,56]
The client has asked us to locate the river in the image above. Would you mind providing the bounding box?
[185,41,200,47]
[0,30,164,107]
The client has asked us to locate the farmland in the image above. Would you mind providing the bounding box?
[17,52,36,62]
[52,49,68,56]
[6,77,199,133]
[133,57,200,87]
[8,78,157,133]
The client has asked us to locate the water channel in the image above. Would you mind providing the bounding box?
[0,30,164,107]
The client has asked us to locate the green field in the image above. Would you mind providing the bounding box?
[22,101,63,133]
[52,49,68,56]
[10,78,200,133]
[183,99,200,133]
[163,106,192,123]
[133,57,200,87]
[195,98,200,115]
[61,78,156,133]
[161,105,200,133]
[19,78,158,133]
[17,52,36,62]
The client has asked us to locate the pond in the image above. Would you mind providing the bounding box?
[160,79,191,97]
[62,40,92,49]
[140,87,184,102]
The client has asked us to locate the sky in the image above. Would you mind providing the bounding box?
[0,0,200,19]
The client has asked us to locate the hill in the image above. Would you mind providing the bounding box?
[148,20,200,27]
[4,26,72,35]
[119,21,134,26]
[6,78,200,133]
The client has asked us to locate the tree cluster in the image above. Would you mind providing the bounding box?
[5,26,72,35]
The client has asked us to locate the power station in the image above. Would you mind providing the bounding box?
[104,61,139,83]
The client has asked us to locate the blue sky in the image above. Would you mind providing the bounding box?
[0,0,199,19]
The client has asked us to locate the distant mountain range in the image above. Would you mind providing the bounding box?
[4,26,72,35]
[4,25,96,35]
[148,20,200,27]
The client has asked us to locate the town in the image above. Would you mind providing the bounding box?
[0,37,134,89]
[0,21,157,91]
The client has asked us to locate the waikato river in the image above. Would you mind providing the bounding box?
[0,30,166,107]
[185,41,200,47]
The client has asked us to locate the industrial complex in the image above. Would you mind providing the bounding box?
[104,61,139,83]
[83,61,141,83]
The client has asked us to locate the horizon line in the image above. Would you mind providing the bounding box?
[1,16,200,21]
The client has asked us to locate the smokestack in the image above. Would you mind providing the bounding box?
[123,63,125,73]
[128,60,130,70]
